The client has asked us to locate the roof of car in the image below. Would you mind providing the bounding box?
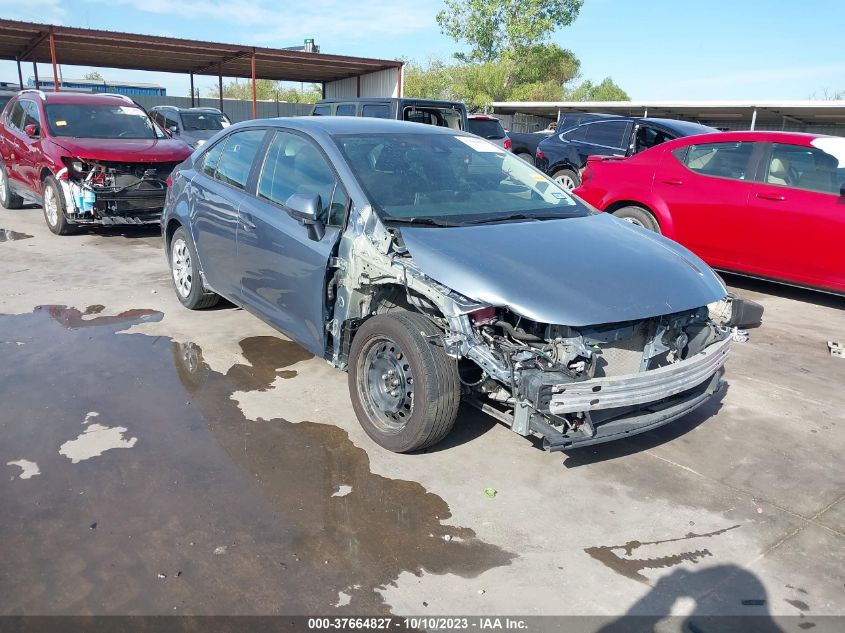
[237,115,468,136]
[663,130,836,147]
[17,90,138,106]
[151,105,222,113]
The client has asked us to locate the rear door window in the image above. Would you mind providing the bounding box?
[6,100,25,131]
[679,141,755,181]
[335,104,357,116]
[583,121,630,149]
[361,104,391,119]
[213,129,267,190]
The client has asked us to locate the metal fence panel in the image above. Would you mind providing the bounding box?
[132,95,312,123]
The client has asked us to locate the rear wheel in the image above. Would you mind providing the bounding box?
[349,311,460,452]
[551,168,580,190]
[0,161,23,210]
[42,176,75,235]
[613,205,661,234]
[169,227,219,309]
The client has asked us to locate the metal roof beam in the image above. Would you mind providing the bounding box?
[16,30,48,61]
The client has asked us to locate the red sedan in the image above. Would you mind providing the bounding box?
[573,131,845,294]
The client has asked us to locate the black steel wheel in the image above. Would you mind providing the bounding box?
[349,311,460,452]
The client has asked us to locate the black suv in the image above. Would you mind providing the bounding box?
[536,114,716,189]
[311,98,468,131]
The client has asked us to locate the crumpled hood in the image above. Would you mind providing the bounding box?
[50,137,193,163]
[400,213,726,326]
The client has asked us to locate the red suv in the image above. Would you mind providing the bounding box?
[574,131,845,295]
[0,90,192,234]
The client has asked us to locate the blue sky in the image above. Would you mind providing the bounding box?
[1,0,843,100]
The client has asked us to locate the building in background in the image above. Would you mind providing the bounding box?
[27,77,166,97]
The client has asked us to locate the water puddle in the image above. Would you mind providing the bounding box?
[0,305,513,614]
[0,229,33,242]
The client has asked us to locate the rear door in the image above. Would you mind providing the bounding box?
[236,129,348,356]
[572,120,632,167]
[654,140,761,269]
[189,128,267,300]
[745,141,845,291]
[16,99,43,190]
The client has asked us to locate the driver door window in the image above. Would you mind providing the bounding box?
[257,130,346,225]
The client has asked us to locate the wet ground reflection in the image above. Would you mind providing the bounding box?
[0,306,513,615]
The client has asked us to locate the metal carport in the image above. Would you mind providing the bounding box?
[0,19,403,117]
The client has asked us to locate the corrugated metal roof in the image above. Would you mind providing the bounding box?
[0,19,402,83]
[490,100,845,124]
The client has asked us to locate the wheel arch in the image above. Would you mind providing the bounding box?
[604,198,675,237]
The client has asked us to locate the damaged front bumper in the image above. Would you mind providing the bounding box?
[519,337,731,450]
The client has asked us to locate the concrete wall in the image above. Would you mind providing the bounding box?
[132,95,313,123]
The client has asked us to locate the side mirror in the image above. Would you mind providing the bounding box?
[167,126,179,135]
[285,192,325,241]
[24,123,40,138]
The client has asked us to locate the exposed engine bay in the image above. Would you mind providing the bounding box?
[323,204,735,451]
[59,159,178,225]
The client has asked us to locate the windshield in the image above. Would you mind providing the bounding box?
[334,132,589,224]
[468,118,505,140]
[44,104,164,139]
[181,111,229,131]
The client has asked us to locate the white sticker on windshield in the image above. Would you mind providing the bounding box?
[455,136,504,153]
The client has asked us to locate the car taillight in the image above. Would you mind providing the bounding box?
[504,137,512,150]
[536,150,545,159]
[166,174,173,187]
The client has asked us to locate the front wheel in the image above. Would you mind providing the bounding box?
[613,205,661,234]
[42,176,75,235]
[551,168,580,190]
[169,227,219,309]
[348,311,460,452]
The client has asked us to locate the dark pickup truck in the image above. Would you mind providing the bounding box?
[507,129,554,163]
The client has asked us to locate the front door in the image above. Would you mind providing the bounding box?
[236,129,347,357]
[744,141,845,292]
[654,140,761,270]
[189,129,266,300]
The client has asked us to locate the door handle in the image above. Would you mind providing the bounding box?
[239,213,256,231]
[660,178,683,186]
[756,192,786,201]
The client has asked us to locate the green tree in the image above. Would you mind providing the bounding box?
[84,71,104,81]
[436,0,584,62]
[212,79,322,103]
[566,77,629,101]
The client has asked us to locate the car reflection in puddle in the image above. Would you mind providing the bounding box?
[0,305,513,615]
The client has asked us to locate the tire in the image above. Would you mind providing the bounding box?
[0,160,23,210]
[613,205,661,234]
[348,310,460,453]
[551,168,580,190]
[42,176,75,235]
[516,151,534,164]
[169,226,219,310]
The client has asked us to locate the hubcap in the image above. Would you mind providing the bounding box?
[555,174,576,190]
[362,337,414,433]
[44,187,59,226]
[171,238,192,298]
